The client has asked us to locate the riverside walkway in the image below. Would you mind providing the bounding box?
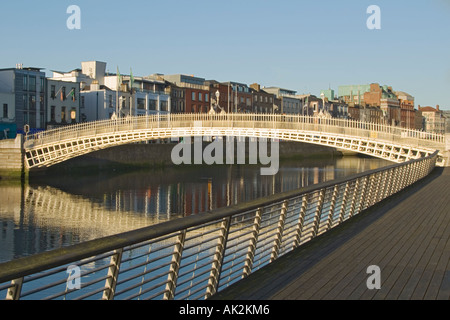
[212,167,450,300]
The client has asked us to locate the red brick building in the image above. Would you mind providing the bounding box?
[395,91,415,129]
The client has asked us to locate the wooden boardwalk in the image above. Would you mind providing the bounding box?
[212,167,450,300]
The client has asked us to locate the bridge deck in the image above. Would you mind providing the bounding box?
[212,167,450,300]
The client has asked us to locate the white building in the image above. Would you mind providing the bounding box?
[105,74,171,116]
[81,81,130,122]
[53,61,171,121]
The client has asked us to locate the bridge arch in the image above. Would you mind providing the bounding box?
[23,114,445,169]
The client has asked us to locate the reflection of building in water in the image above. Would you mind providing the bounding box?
[0,157,390,262]
[0,184,184,262]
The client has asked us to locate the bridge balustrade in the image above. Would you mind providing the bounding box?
[22,114,445,169]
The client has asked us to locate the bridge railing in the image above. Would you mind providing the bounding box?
[24,114,445,150]
[0,150,438,300]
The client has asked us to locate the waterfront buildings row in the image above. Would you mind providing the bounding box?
[0,61,447,139]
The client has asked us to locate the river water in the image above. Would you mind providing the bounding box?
[0,156,390,264]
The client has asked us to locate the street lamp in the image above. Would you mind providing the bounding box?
[321,92,325,114]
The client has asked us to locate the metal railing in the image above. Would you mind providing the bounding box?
[0,151,438,300]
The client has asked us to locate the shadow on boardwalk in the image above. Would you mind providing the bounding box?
[212,167,450,300]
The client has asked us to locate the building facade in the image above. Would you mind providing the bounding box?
[263,87,302,115]
[0,92,16,139]
[46,79,80,129]
[395,91,415,129]
[164,75,208,113]
[418,105,445,134]
[0,66,46,133]
[249,83,277,113]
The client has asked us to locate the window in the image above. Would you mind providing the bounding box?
[192,92,196,101]
[137,98,146,110]
[23,75,28,91]
[61,107,66,122]
[23,94,28,110]
[70,87,76,101]
[62,87,66,101]
[199,93,202,102]
[51,85,56,99]
[29,76,36,92]
[149,99,157,111]
[29,95,36,110]
[40,77,45,93]
[71,108,77,123]
[3,104,7,118]
[160,101,168,112]
[205,93,209,102]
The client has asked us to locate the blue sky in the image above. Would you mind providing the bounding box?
[1,0,449,109]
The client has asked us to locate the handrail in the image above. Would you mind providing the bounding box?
[24,113,446,147]
[0,151,439,300]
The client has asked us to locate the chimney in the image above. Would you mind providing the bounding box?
[436,105,440,111]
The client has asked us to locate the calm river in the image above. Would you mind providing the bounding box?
[0,156,390,263]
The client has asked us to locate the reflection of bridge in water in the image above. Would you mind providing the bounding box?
[0,157,385,263]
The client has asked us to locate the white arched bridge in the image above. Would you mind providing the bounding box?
[23,113,448,170]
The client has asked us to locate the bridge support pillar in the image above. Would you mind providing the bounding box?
[0,134,28,181]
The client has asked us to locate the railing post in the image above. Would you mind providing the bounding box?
[361,174,374,209]
[270,200,288,262]
[311,189,325,239]
[325,185,339,232]
[102,248,124,300]
[372,172,383,205]
[338,182,350,223]
[164,230,186,300]
[348,179,360,218]
[206,217,231,298]
[367,174,379,207]
[5,278,24,300]
[293,195,308,249]
[383,168,394,199]
[243,208,262,278]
